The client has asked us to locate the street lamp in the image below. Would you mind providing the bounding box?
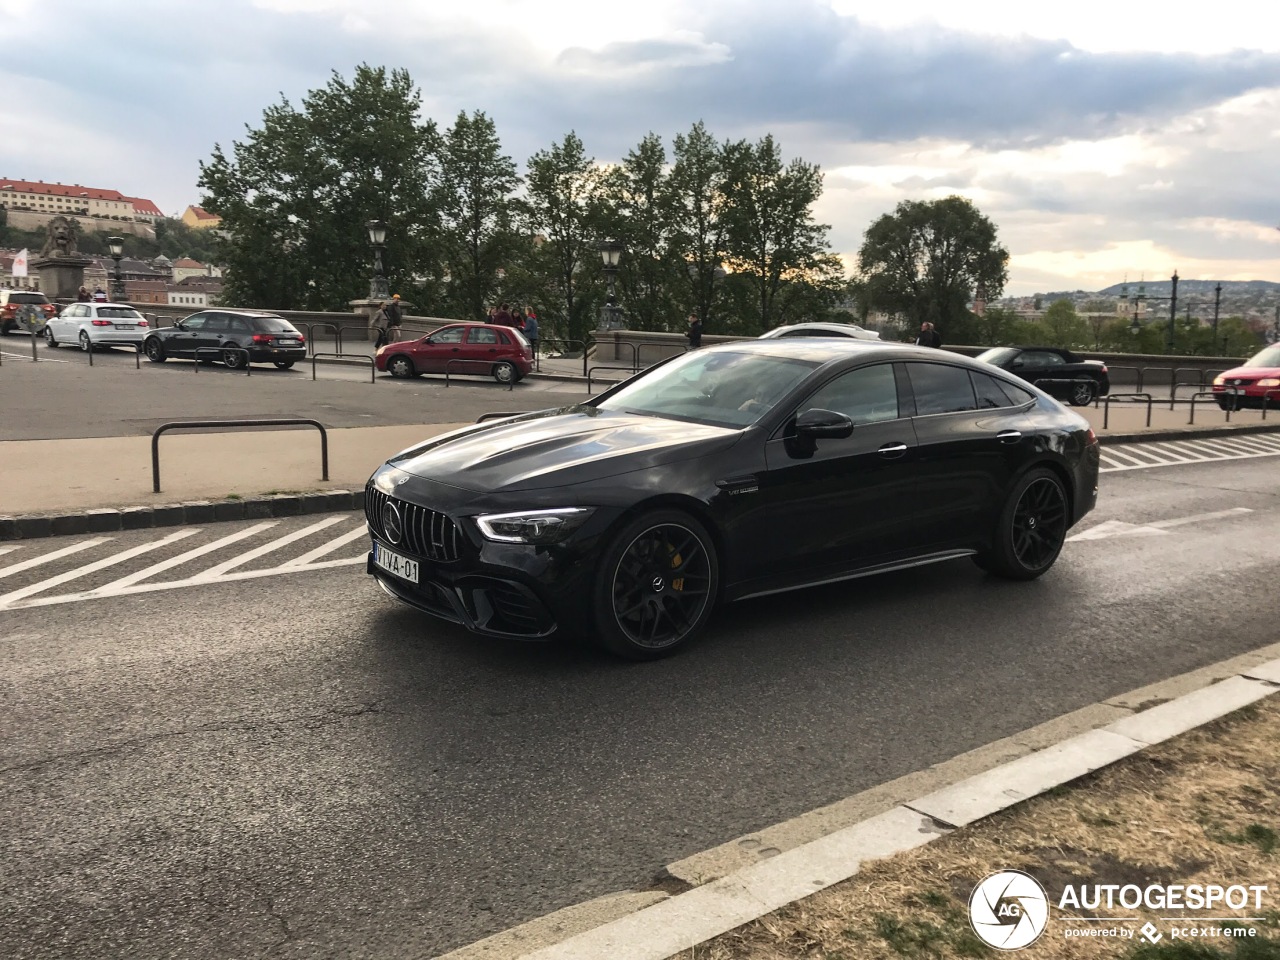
[1120,271,1179,352]
[366,220,389,301]
[596,239,625,331]
[107,236,126,302]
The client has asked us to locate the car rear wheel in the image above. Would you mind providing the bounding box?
[223,347,247,369]
[592,509,719,659]
[79,330,94,353]
[1217,396,1240,411]
[273,360,295,370]
[386,355,416,379]
[44,326,58,348]
[1068,381,1096,406]
[492,361,516,384]
[976,467,1069,580]
[144,338,166,362]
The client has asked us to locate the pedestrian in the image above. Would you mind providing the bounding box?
[92,287,107,302]
[487,306,499,324]
[511,306,526,333]
[915,321,942,348]
[370,301,391,348]
[495,302,513,326]
[385,294,403,343]
[686,313,703,349]
[76,286,91,302]
[522,309,539,359]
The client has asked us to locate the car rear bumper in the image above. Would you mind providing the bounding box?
[244,346,307,363]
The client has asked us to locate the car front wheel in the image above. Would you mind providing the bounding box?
[44,326,58,348]
[144,338,166,362]
[976,467,1069,580]
[386,355,416,379]
[592,509,719,659]
[1068,381,1096,406]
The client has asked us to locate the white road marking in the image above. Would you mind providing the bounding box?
[1099,434,1280,472]
[194,516,345,579]
[281,523,369,567]
[0,529,198,604]
[0,351,71,363]
[0,538,112,580]
[1068,507,1253,541]
[94,522,278,591]
[0,546,21,558]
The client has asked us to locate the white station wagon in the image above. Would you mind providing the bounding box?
[43,302,151,352]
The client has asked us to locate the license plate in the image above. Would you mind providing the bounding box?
[374,543,419,583]
[116,324,135,330]
[276,339,299,345]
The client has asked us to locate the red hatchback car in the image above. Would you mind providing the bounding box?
[375,322,533,384]
[1212,343,1280,410]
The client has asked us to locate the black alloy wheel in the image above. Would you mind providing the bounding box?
[387,355,415,379]
[273,360,295,370]
[977,467,1069,580]
[223,347,247,369]
[79,330,94,352]
[1068,381,1096,406]
[593,510,718,659]
[44,326,58,348]
[144,338,166,362]
[492,361,516,384]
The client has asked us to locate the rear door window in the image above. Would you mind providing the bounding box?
[971,372,1015,409]
[906,362,979,415]
[467,327,499,345]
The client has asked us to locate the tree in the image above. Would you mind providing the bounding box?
[198,65,441,311]
[857,196,1009,337]
[666,122,730,329]
[719,134,840,333]
[1041,299,1085,347]
[522,132,603,344]
[972,306,1027,346]
[437,110,521,321]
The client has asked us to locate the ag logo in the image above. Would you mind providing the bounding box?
[969,870,1049,950]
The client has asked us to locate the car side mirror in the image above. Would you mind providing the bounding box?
[795,408,854,440]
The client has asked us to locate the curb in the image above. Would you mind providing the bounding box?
[1099,420,1280,444]
[0,489,365,542]
[441,647,1280,960]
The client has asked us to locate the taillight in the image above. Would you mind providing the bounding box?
[1100,365,1108,373]
[1087,428,1098,445]
[297,334,305,344]
[91,319,112,326]
[252,333,273,344]
[137,319,149,327]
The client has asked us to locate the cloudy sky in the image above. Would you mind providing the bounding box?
[2,0,1278,295]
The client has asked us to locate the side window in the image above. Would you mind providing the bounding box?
[468,327,499,345]
[1022,350,1063,367]
[227,316,252,334]
[971,372,1014,409]
[906,363,978,415]
[996,379,1037,406]
[802,363,899,425]
[429,326,466,344]
[67,304,88,318]
[183,315,207,331]
[204,314,230,334]
[496,330,512,345]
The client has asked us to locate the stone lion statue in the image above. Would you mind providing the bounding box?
[39,216,80,259]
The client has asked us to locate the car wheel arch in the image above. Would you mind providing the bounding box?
[600,493,729,598]
[1009,456,1076,524]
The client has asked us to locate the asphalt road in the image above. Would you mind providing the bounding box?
[0,336,589,441]
[2,455,1278,959]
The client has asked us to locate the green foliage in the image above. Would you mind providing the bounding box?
[1041,299,1087,347]
[666,121,732,329]
[197,64,441,312]
[858,196,1009,333]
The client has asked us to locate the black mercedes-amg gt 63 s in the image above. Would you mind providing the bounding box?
[366,340,1100,659]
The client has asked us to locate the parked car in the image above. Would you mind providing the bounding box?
[143,310,307,369]
[976,346,1110,406]
[759,321,881,341]
[43,302,150,351]
[0,290,57,334]
[365,340,1100,659]
[375,322,533,384]
[1212,344,1280,410]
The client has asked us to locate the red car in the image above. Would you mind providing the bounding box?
[375,322,533,384]
[0,291,57,334]
[1212,344,1280,410]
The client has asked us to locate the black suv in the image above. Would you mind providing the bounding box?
[143,310,307,369]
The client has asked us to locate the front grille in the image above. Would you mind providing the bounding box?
[365,483,463,562]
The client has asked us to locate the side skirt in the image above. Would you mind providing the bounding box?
[732,549,976,602]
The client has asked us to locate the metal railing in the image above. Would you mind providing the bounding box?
[1032,377,1096,404]
[193,346,251,374]
[637,341,685,368]
[1101,393,1154,429]
[83,340,144,369]
[1186,390,1224,425]
[586,365,638,393]
[303,321,345,356]
[444,358,514,391]
[533,338,585,374]
[1104,365,1142,393]
[151,418,328,493]
[311,352,374,382]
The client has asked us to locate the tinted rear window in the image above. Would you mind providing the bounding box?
[98,307,142,320]
[11,293,48,304]
[250,317,299,333]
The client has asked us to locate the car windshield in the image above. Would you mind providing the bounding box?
[976,347,1020,365]
[98,307,142,320]
[1243,345,1280,368]
[595,350,818,428]
[253,318,299,333]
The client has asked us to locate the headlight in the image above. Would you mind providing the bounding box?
[1257,378,1280,387]
[475,508,595,545]
[1213,375,1226,386]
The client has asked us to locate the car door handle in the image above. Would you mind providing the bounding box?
[877,442,909,459]
[997,430,1022,444]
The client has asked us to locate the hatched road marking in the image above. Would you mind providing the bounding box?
[0,519,370,612]
[1067,508,1253,542]
[1099,432,1280,471]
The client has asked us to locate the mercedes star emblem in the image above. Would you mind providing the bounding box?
[382,502,404,545]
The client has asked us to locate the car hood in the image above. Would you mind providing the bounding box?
[1218,365,1280,379]
[388,407,740,492]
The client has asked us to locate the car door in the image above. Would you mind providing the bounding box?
[414,325,466,374]
[55,303,86,339]
[745,361,920,589]
[464,325,503,368]
[1009,349,1063,390]
[166,313,207,357]
[904,361,1035,549]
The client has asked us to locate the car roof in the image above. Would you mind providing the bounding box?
[706,338,984,368]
